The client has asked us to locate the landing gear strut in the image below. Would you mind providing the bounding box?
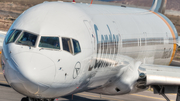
[152,86,170,101]
[176,86,180,101]
[152,85,180,101]
[21,97,55,101]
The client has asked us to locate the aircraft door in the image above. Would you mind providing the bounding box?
[84,20,96,52]
[84,20,96,71]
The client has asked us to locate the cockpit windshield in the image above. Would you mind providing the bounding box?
[72,39,81,54]
[62,38,73,54]
[6,29,22,44]
[39,37,60,49]
[6,29,82,54]
[16,32,37,47]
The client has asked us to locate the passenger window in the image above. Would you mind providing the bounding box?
[5,29,15,43]
[8,30,22,43]
[72,39,81,54]
[62,38,73,54]
[16,32,37,47]
[39,37,60,49]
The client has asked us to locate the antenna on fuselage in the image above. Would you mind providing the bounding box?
[91,0,93,4]
[90,0,93,6]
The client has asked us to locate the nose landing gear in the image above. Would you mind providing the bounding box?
[21,97,29,101]
[21,97,55,101]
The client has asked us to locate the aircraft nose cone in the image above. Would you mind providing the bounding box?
[11,52,56,86]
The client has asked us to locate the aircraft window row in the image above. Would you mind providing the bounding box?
[146,38,164,45]
[121,38,165,47]
[6,30,22,44]
[122,39,138,47]
[169,38,174,44]
[141,38,146,46]
[39,37,60,49]
[97,42,118,54]
[16,32,38,47]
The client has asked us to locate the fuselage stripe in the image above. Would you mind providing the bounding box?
[150,11,177,65]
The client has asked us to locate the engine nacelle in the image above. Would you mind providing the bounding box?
[89,62,148,95]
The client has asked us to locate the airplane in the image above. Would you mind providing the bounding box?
[1,0,180,101]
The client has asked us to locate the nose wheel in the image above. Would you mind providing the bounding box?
[21,97,55,101]
[21,97,28,101]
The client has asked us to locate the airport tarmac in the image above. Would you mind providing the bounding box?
[0,62,179,101]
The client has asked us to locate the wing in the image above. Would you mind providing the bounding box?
[139,63,180,101]
[139,64,180,85]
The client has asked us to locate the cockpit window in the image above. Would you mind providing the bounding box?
[39,37,60,49]
[62,38,73,54]
[7,30,22,43]
[16,32,37,47]
[72,39,81,54]
[5,29,15,44]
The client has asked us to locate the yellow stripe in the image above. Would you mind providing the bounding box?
[0,80,7,84]
[76,93,124,101]
[131,94,174,101]
[150,11,177,65]
[77,93,175,101]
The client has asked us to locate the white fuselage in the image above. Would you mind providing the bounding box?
[1,2,178,99]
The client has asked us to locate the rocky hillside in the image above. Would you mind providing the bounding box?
[99,0,180,11]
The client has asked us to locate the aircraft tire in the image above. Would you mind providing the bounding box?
[21,97,28,101]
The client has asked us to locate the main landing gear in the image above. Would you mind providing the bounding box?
[153,86,180,101]
[21,97,55,101]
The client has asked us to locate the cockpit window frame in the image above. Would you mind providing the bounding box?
[15,30,39,48]
[6,29,82,55]
[61,37,74,54]
[61,37,81,55]
[5,29,15,44]
[8,30,23,44]
[72,39,81,55]
[5,29,23,44]
[38,35,62,51]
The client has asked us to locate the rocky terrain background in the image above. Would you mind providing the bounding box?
[0,0,180,60]
[100,0,180,11]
